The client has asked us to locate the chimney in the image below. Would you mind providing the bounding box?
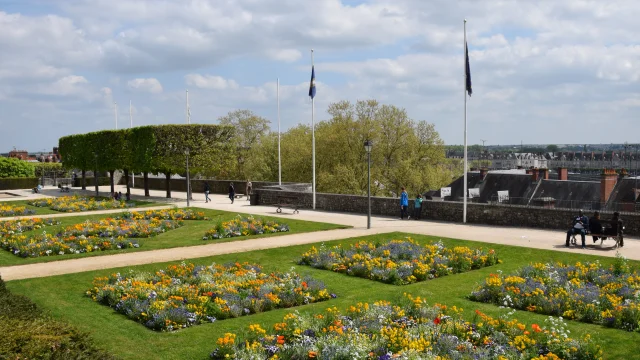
[619,168,628,182]
[480,168,488,180]
[601,168,618,205]
[557,167,568,181]
[540,168,549,180]
[531,167,540,182]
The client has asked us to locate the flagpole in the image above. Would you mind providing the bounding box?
[186,90,190,124]
[130,100,134,189]
[463,19,468,224]
[114,102,118,130]
[311,49,316,210]
[277,78,282,186]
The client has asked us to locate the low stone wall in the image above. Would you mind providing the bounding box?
[254,188,640,237]
[130,178,292,195]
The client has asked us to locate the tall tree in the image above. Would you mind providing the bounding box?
[218,110,270,180]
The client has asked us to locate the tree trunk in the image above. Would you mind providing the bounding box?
[81,169,86,190]
[110,170,115,195]
[124,169,130,200]
[165,172,171,198]
[94,170,99,196]
[144,172,150,197]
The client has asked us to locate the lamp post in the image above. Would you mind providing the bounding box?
[185,148,191,207]
[364,140,373,229]
[94,153,99,197]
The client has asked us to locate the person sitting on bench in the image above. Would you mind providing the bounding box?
[589,211,605,243]
[604,212,624,247]
[566,210,589,248]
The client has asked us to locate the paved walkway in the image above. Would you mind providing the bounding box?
[1,184,638,281]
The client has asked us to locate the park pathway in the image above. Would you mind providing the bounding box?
[1,185,638,281]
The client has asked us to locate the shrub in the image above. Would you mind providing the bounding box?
[0,157,35,178]
[0,177,39,190]
[0,277,116,359]
[34,163,69,178]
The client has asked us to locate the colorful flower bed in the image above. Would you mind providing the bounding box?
[0,218,61,237]
[119,208,209,221]
[209,294,602,360]
[202,216,289,240]
[0,203,36,217]
[1,218,180,258]
[298,239,500,285]
[469,254,640,332]
[87,262,333,331]
[27,195,133,212]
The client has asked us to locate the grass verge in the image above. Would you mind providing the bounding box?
[5,232,640,360]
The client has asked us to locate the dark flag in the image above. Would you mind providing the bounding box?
[309,65,316,99]
[465,42,472,96]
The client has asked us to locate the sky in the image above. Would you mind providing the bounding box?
[1,0,640,151]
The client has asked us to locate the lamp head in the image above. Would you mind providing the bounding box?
[364,140,373,153]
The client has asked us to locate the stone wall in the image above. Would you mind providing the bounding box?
[130,178,288,194]
[254,188,640,237]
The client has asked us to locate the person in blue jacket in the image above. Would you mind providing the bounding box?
[400,187,409,219]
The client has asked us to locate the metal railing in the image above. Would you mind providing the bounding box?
[485,195,639,215]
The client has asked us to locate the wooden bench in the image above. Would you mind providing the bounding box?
[571,229,623,248]
[274,195,300,214]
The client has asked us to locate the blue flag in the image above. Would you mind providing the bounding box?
[309,65,316,99]
[465,42,472,96]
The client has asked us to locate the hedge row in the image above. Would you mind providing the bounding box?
[0,157,35,178]
[0,177,39,190]
[0,277,116,359]
[59,125,235,197]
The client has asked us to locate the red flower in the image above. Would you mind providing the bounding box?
[433,317,441,325]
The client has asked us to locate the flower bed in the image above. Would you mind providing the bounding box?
[0,218,60,237]
[1,218,180,258]
[0,203,36,217]
[86,262,333,331]
[298,239,499,285]
[202,216,289,240]
[27,195,133,212]
[119,208,209,221]
[209,294,602,360]
[469,255,640,332]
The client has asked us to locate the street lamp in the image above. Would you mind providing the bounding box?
[364,140,373,229]
[94,153,99,197]
[185,148,191,207]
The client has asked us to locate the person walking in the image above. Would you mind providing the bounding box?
[413,194,423,220]
[400,187,409,219]
[204,181,211,203]
[229,182,235,204]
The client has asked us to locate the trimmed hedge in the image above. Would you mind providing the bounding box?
[0,157,35,178]
[0,277,116,359]
[0,177,39,190]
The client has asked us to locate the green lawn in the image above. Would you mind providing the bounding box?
[0,208,348,266]
[6,232,640,360]
[0,198,159,217]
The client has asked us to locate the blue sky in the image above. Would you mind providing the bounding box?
[1,0,640,150]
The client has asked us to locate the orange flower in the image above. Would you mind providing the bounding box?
[308,351,317,358]
[532,323,542,333]
[277,335,285,345]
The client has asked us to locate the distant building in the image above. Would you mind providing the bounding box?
[434,167,639,212]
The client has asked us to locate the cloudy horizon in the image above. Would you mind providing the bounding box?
[1,0,639,150]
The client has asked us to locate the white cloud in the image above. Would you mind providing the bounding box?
[127,78,163,93]
[3,0,640,150]
[185,74,239,90]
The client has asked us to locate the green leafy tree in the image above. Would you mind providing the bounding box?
[0,157,35,178]
[218,110,271,180]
